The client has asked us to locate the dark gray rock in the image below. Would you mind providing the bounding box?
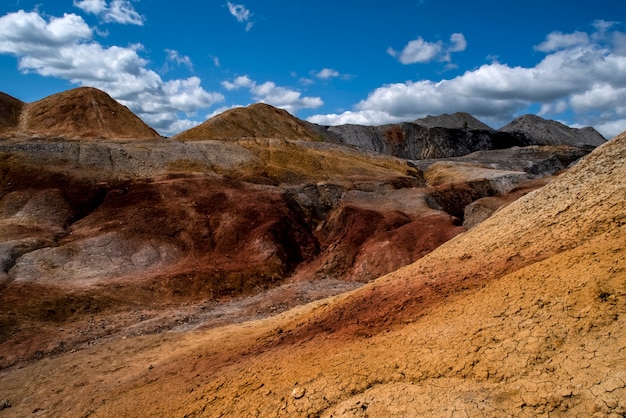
[326,123,529,160]
[499,114,605,147]
[415,112,493,131]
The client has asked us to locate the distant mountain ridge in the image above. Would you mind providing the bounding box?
[323,122,528,160]
[0,87,606,156]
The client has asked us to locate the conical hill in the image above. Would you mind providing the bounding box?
[20,87,160,140]
[175,103,322,141]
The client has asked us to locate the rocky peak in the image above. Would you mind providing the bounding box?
[499,114,605,147]
[415,112,493,131]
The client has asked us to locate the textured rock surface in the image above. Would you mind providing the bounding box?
[326,122,528,159]
[415,111,493,130]
[500,113,605,147]
[0,129,622,418]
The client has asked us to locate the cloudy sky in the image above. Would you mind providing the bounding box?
[1,1,625,138]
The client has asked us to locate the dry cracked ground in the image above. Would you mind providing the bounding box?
[0,88,624,417]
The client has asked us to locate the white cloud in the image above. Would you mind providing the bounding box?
[0,10,223,136]
[307,110,407,126]
[222,75,323,113]
[73,0,106,15]
[227,2,254,31]
[0,11,92,53]
[612,31,626,55]
[539,99,568,116]
[315,68,340,79]
[595,119,626,139]
[210,54,221,68]
[388,32,467,65]
[387,37,441,64]
[165,49,193,71]
[74,0,144,25]
[534,31,589,52]
[309,24,626,138]
[449,33,467,52]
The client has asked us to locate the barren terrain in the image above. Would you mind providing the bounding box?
[0,87,622,417]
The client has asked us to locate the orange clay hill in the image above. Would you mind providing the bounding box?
[174,102,323,141]
[5,86,160,140]
[0,86,622,416]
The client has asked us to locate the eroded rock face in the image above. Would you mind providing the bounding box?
[326,122,529,159]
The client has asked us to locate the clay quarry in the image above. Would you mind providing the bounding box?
[0,87,624,416]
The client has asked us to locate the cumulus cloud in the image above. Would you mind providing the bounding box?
[0,10,223,136]
[387,32,467,64]
[315,68,340,79]
[227,2,254,31]
[387,37,441,64]
[310,23,626,138]
[74,0,144,25]
[222,75,323,113]
[534,31,589,52]
[449,33,467,52]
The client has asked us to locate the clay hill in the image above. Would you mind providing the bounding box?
[0,87,623,416]
[175,103,323,141]
[1,87,160,140]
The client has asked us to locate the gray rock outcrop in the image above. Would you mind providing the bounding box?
[499,114,605,147]
[325,123,528,160]
[415,112,493,131]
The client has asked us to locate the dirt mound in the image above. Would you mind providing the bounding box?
[0,92,24,133]
[13,87,160,140]
[175,103,322,141]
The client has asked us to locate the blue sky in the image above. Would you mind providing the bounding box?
[1,1,625,137]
